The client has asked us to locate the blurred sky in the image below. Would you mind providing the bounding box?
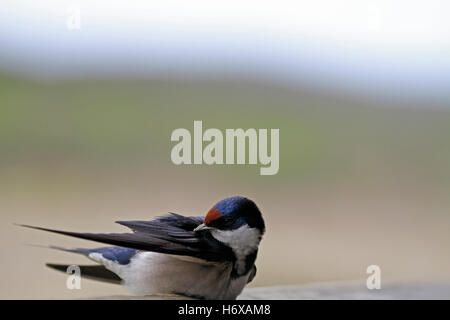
[1,0,450,100]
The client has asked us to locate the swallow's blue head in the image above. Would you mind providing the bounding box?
[198,196,265,276]
[203,196,265,234]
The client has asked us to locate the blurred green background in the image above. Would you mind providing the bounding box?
[2,71,450,298]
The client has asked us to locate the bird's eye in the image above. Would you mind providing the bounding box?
[222,216,235,224]
[208,216,235,229]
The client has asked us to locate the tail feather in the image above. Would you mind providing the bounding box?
[24,243,94,257]
[24,244,127,284]
[46,263,122,284]
[48,245,91,255]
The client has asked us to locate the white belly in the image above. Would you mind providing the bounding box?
[102,251,250,300]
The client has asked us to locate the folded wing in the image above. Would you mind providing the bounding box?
[21,213,234,262]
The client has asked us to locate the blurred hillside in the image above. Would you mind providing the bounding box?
[2,72,450,183]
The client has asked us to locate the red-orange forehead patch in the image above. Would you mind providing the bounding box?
[204,207,222,225]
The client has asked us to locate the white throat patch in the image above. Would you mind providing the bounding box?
[210,225,261,275]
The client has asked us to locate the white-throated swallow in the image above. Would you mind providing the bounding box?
[21,196,265,300]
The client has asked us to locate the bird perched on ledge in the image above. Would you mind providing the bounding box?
[21,196,265,300]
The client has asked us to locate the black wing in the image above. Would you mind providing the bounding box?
[21,213,234,262]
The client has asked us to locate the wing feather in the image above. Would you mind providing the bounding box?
[20,214,234,262]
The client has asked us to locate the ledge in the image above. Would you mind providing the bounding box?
[87,282,450,300]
